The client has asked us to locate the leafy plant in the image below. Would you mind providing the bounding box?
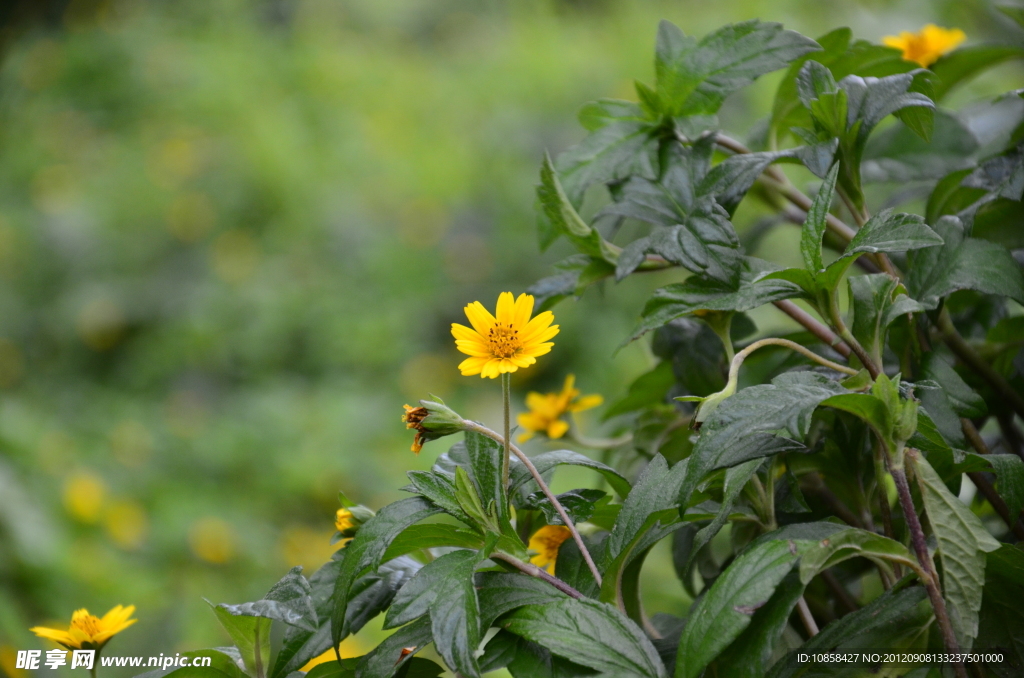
[150,17,1024,678]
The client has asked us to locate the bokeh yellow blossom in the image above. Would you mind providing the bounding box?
[300,636,365,671]
[451,292,558,378]
[517,375,603,442]
[63,472,106,524]
[528,525,572,574]
[31,605,136,650]
[883,24,965,67]
[188,517,236,564]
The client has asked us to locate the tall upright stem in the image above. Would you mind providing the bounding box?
[501,372,511,489]
[889,458,967,678]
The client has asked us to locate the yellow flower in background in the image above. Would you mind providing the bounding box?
[883,24,965,67]
[451,292,558,378]
[63,472,106,524]
[31,605,137,650]
[517,375,603,442]
[188,517,236,564]
[299,637,365,671]
[528,525,572,574]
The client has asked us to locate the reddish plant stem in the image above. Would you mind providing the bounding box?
[960,418,1024,540]
[773,300,852,358]
[890,455,967,678]
[490,552,583,599]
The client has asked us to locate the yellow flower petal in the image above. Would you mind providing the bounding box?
[528,525,572,574]
[569,394,604,413]
[546,419,570,439]
[495,291,516,326]
[463,302,496,336]
[513,293,535,329]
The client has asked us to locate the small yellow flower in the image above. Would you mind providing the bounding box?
[30,605,137,650]
[528,525,572,574]
[451,292,558,379]
[883,24,965,67]
[335,507,356,532]
[517,375,603,442]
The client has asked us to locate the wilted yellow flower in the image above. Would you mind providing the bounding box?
[451,292,558,379]
[528,525,572,574]
[517,375,603,442]
[31,605,137,650]
[401,404,429,454]
[883,24,965,67]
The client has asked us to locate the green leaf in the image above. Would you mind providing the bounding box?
[356,617,433,678]
[906,215,1024,308]
[522,488,606,526]
[632,258,801,341]
[930,45,1024,101]
[385,549,482,677]
[607,455,689,565]
[988,454,1024,524]
[820,392,890,437]
[674,539,801,678]
[862,110,979,183]
[975,545,1024,674]
[502,598,666,677]
[509,449,631,499]
[682,458,761,573]
[382,524,484,562]
[911,451,1001,649]
[712,571,805,678]
[209,604,271,678]
[554,112,659,207]
[677,372,847,511]
[841,209,943,257]
[766,584,930,678]
[305,659,358,678]
[798,528,916,584]
[331,498,441,646]
[406,471,472,525]
[217,567,317,632]
[800,162,840,272]
[454,466,493,532]
[463,431,509,520]
[926,168,983,224]
[920,353,987,419]
[849,274,926,369]
[476,572,568,629]
[654,19,820,117]
[538,154,619,262]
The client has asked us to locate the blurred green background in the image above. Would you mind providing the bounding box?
[0,0,1020,675]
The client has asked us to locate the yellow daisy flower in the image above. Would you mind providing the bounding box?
[31,605,137,650]
[451,292,558,379]
[882,24,965,68]
[517,375,603,442]
[528,525,572,574]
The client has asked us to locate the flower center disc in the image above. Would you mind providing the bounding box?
[72,614,101,637]
[487,324,521,358]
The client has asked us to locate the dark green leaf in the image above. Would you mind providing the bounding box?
[849,274,926,369]
[654,19,820,117]
[988,454,1024,524]
[675,539,801,678]
[603,361,674,419]
[523,488,606,525]
[766,584,929,678]
[607,455,689,565]
[677,372,847,511]
[509,449,631,499]
[962,144,1024,201]
[819,393,890,436]
[217,567,317,632]
[539,154,619,262]
[405,471,471,524]
[798,528,915,584]
[476,571,568,629]
[356,617,432,678]
[906,216,1024,308]
[135,649,247,678]
[800,162,840,272]
[382,524,483,562]
[306,659,358,678]
[555,117,659,207]
[975,545,1024,676]
[464,431,509,520]
[632,258,800,341]
[841,209,943,257]
[920,353,987,419]
[912,451,1001,649]
[682,458,761,573]
[862,110,979,183]
[502,598,666,677]
[713,571,805,678]
[331,498,441,646]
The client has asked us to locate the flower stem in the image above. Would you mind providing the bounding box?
[490,552,583,598]
[892,452,967,678]
[796,597,819,637]
[461,419,604,586]
[501,372,511,490]
[568,428,632,450]
[772,300,852,358]
[728,337,859,391]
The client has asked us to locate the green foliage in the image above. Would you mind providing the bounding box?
[115,11,1024,678]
